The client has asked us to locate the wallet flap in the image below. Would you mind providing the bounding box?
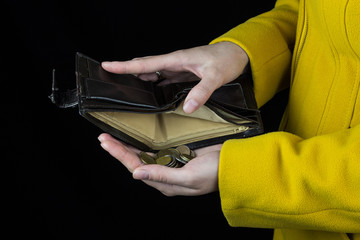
[85,78,160,109]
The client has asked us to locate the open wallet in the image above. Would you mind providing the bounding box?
[50,53,263,152]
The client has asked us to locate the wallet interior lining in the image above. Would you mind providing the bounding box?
[89,103,250,150]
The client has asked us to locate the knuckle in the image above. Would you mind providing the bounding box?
[122,61,131,74]
[155,173,169,183]
[147,167,169,183]
[171,49,190,66]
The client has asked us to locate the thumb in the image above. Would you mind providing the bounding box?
[133,164,186,185]
[183,80,219,114]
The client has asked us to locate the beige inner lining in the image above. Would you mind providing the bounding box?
[90,102,250,150]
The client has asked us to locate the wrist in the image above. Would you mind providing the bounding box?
[211,41,249,74]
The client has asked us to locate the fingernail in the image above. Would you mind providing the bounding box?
[133,169,149,180]
[98,134,104,142]
[101,62,111,68]
[183,99,199,113]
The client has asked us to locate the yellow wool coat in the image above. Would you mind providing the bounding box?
[211,0,360,239]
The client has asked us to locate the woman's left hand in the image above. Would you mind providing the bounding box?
[98,133,222,196]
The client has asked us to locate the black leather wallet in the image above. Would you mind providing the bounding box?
[50,53,263,152]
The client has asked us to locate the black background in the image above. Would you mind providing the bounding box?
[7,0,288,239]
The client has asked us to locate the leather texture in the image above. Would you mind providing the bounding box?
[50,53,263,151]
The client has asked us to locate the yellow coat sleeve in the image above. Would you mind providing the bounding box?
[212,0,360,233]
[219,124,360,232]
[210,0,298,107]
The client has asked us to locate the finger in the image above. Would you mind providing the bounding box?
[100,139,143,172]
[133,164,191,187]
[101,52,182,75]
[183,78,220,114]
[133,165,199,196]
[142,180,198,196]
[98,133,118,142]
[137,73,159,81]
[98,133,141,154]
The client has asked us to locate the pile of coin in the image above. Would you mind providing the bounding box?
[139,145,195,168]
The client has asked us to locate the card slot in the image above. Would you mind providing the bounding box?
[84,78,159,108]
[84,55,154,91]
[83,56,193,109]
[83,78,196,111]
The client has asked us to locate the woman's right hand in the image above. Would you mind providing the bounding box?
[101,41,249,114]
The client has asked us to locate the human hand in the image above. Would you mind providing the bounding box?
[102,42,249,114]
[98,133,222,196]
